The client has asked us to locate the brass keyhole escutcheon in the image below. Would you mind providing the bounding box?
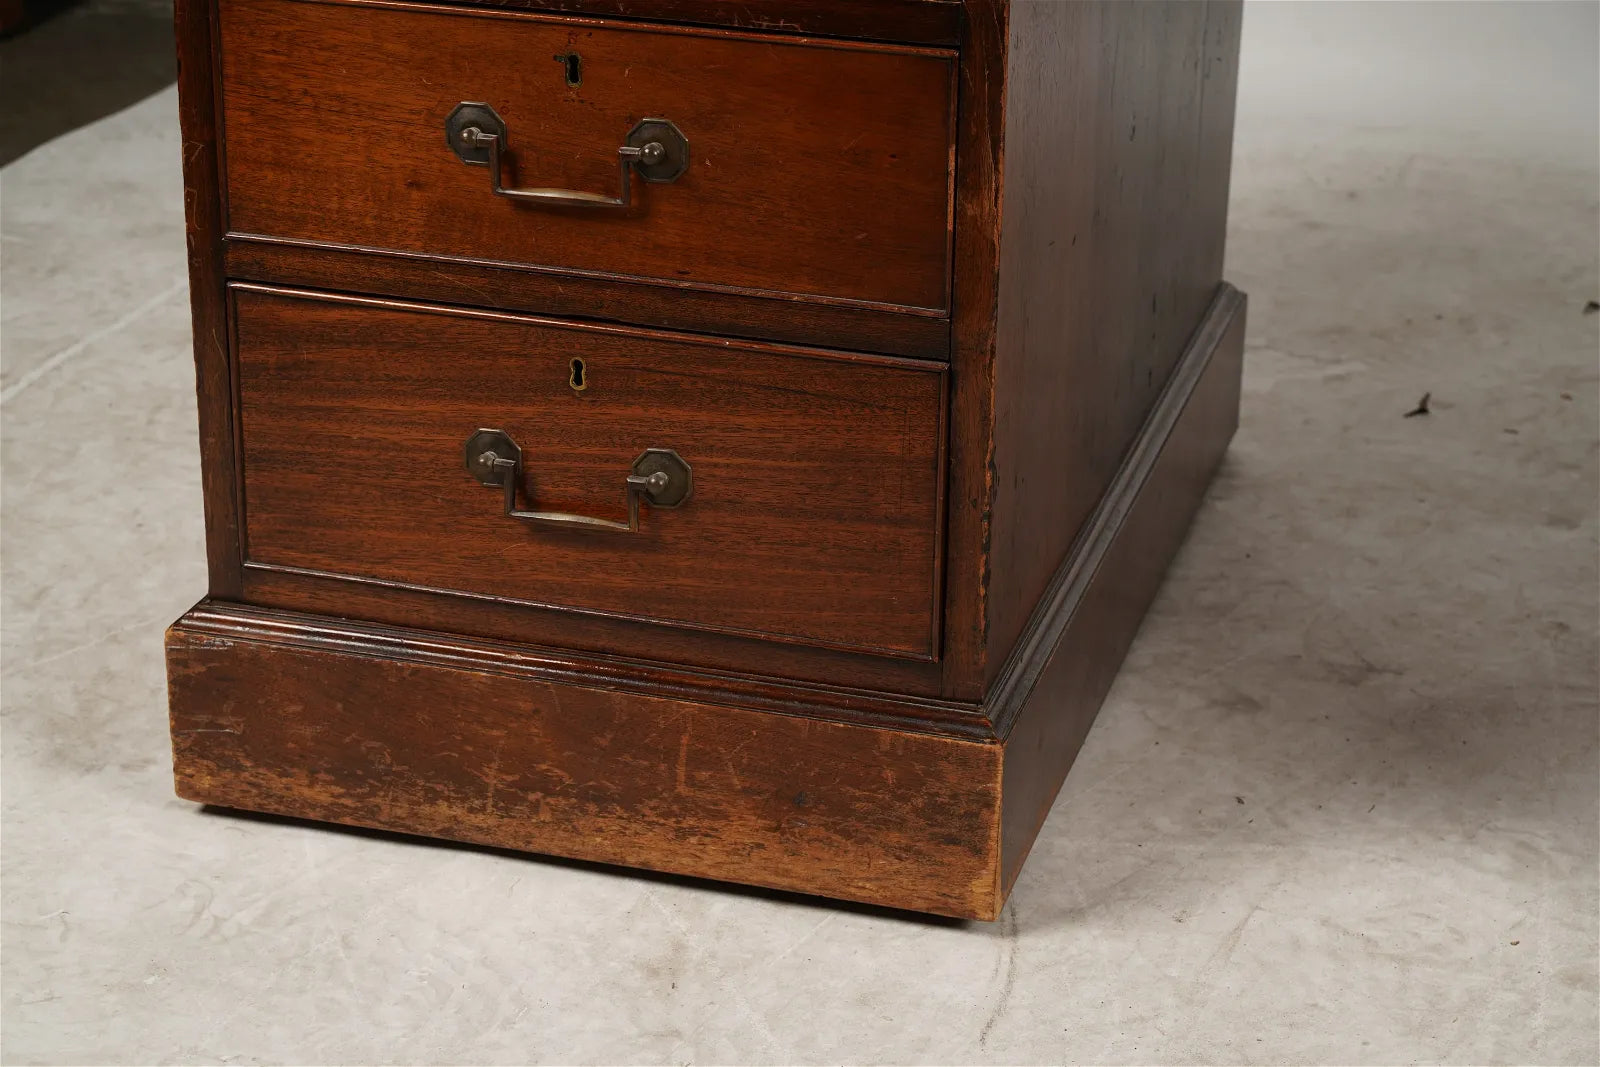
[569,356,587,393]
[554,51,582,88]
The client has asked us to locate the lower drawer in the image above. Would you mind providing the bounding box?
[233,286,947,659]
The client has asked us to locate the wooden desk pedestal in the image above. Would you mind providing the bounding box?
[166,0,1246,919]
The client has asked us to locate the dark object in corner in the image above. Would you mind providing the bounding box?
[1404,392,1432,418]
[0,0,178,164]
[1583,300,1598,315]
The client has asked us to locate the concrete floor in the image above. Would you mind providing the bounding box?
[3,2,1597,1063]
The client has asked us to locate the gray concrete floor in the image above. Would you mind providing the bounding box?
[3,2,1597,1063]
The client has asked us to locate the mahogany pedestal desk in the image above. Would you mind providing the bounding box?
[165,0,1247,920]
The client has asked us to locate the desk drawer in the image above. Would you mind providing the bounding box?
[218,0,956,314]
[234,286,946,658]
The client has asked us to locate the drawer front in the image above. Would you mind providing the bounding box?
[234,287,946,658]
[218,0,957,314]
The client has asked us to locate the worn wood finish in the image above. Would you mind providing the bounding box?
[981,0,1244,687]
[167,608,1004,919]
[223,241,953,362]
[179,603,988,738]
[234,285,947,658]
[168,0,1249,918]
[166,282,1243,919]
[238,565,950,699]
[998,285,1244,894]
[937,0,1007,702]
[438,0,965,47]
[219,0,957,312]
[174,0,242,596]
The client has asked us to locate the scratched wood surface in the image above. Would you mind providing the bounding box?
[218,0,957,312]
[167,0,1248,917]
[998,286,1245,896]
[234,285,947,658]
[223,240,954,361]
[427,0,966,46]
[165,284,1243,920]
[167,608,1004,919]
[981,0,1243,686]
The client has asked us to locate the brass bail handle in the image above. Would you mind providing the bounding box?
[464,429,692,534]
[446,103,689,210]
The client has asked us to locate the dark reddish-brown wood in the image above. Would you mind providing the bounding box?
[223,241,953,361]
[439,0,965,47]
[937,0,1006,702]
[233,284,946,658]
[167,280,1244,920]
[998,285,1245,893]
[168,0,1248,919]
[0,0,28,35]
[238,565,951,700]
[981,0,1244,687]
[174,0,243,597]
[219,0,956,312]
[167,606,1004,919]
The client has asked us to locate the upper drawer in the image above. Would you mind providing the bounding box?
[217,0,957,314]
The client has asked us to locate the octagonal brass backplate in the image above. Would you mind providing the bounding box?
[625,119,690,183]
[632,448,692,506]
[446,102,504,166]
[465,428,519,484]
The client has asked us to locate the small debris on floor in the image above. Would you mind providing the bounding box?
[1235,796,1245,804]
[1562,392,1574,400]
[1511,940,1521,946]
[1584,300,1599,314]
[1404,392,1432,418]
[1503,427,1519,435]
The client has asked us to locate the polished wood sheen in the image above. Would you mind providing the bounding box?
[168,607,1003,918]
[168,283,1245,920]
[169,0,1248,919]
[997,285,1245,892]
[233,285,947,658]
[447,0,965,46]
[218,0,957,312]
[223,241,954,361]
[982,0,1243,685]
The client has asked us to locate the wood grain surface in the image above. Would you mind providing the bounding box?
[174,0,243,596]
[224,240,953,361]
[167,607,1004,919]
[429,0,965,47]
[165,280,1243,921]
[998,284,1245,895]
[237,563,951,700]
[233,285,947,658]
[218,0,956,311]
[936,0,1007,701]
[981,0,1243,686]
[166,0,1251,918]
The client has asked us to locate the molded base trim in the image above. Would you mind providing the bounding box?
[165,283,1245,920]
[997,283,1246,898]
[167,616,1003,918]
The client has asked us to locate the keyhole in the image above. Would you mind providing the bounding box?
[554,51,582,87]
[569,357,587,392]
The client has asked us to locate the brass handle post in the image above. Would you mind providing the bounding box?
[446,104,688,211]
[465,429,691,533]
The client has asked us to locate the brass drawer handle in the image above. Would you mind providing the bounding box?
[446,103,688,210]
[465,429,692,533]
